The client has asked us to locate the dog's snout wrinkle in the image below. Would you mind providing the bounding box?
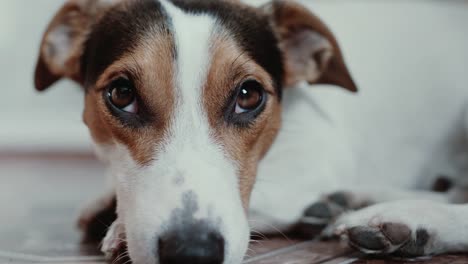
[158,228,225,264]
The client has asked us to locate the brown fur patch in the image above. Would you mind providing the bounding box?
[35,0,122,91]
[264,0,357,92]
[84,33,176,165]
[203,32,282,208]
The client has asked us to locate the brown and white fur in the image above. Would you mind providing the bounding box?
[34,0,468,263]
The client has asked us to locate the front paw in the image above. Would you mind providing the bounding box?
[300,190,372,230]
[294,191,357,238]
[78,193,117,242]
[302,191,352,225]
[347,223,430,257]
[325,201,438,258]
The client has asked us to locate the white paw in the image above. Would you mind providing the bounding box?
[101,220,126,259]
[323,200,450,257]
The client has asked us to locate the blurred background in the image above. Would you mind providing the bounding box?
[1,0,468,155]
[0,0,468,153]
[0,0,86,153]
[0,0,467,262]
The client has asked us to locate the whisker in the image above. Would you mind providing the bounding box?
[112,249,129,264]
[250,230,268,240]
[248,219,291,242]
[249,239,263,245]
[122,258,133,264]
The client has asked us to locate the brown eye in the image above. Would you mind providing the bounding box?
[235,80,265,114]
[107,79,138,113]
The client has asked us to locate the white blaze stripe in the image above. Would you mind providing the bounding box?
[118,2,250,264]
[161,2,249,263]
[161,0,214,138]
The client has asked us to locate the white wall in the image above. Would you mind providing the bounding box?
[1,0,467,153]
[0,0,91,153]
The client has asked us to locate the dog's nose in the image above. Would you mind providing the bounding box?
[158,228,224,264]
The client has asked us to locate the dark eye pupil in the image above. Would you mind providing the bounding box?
[237,82,262,110]
[110,86,134,108]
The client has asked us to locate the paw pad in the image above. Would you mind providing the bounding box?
[328,192,350,208]
[304,202,335,219]
[348,226,392,251]
[395,228,430,257]
[303,191,352,223]
[381,222,411,245]
[346,222,430,257]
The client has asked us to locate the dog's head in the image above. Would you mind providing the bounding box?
[35,0,356,263]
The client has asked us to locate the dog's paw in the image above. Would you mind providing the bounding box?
[102,220,127,260]
[295,191,364,238]
[347,223,430,257]
[77,193,117,242]
[301,191,372,226]
[302,191,351,225]
[325,201,440,258]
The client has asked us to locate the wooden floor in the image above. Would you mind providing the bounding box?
[2,154,468,264]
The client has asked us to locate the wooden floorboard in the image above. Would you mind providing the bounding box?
[1,156,467,264]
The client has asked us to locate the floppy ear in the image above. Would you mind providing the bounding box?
[34,0,119,91]
[261,0,357,92]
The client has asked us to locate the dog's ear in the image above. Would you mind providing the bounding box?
[261,0,357,92]
[34,0,119,91]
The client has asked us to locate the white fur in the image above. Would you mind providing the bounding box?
[45,24,72,69]
[246,1,468,255]
[85,0,468,262]
[250,84,357,231]
[328,200,468,255]
[95,2,249,264]
[249,81,468,241]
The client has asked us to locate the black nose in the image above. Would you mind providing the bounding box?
[158,228,224,264]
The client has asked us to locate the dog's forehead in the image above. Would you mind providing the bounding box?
[82,0,283,93]
[169,0,283,93]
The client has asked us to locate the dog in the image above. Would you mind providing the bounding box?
[34,0,468,263]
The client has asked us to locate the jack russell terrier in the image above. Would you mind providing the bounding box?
[34,0,468,263]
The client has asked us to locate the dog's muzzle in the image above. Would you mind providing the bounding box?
[158,223,224,264]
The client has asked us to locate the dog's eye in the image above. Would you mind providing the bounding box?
[235,80,265,114]
[107,78,137,113]
[225,80,267,127]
